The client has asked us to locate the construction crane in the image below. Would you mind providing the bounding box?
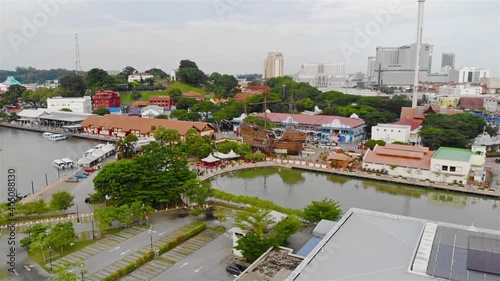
[75,34,82,74]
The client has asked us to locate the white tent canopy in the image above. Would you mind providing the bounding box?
[227,150,240,158]
[213,151,231,159]
[201,153,220,163]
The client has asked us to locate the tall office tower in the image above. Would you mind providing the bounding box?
[441,53,455,69]
[367,57,376,82]
[264,52,284,80]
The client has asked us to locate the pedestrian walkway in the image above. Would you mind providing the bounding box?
[120,228,221,281]
[52,226,145,268]
[84,223,220,281]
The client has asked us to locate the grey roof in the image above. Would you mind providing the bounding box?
[18,109,49,118]
[38,114,88,122]
[286,209,500,281]
[312,219,336,238]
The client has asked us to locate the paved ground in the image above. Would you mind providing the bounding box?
[121,228,222,281]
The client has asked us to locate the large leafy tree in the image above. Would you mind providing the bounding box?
[86,68,116,90]
[59,74,86,97]
[146,68,168,79]
[154,127,181,146]
[167,87,183,103]
[92,107,111,116]
[46,222,77,254]
[191,101,217,119]
[182,179,213,207]
[176,97,199,110]
[120,66,137,77]
[206,72,239,98]
[20,224,48,248]
[303,198,342,223]
[0,84,26,106]
[50,191,75,212]
[177,60,206,86]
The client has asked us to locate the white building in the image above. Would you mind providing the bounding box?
[47,96,92,113]
[371,124,412,144]
[128,72,154,83]
[439,84,482,96]
[430,146,486,184]
[484,97,499,113]
[264,52,284,80]
[297,63,348,88]
[449,67,490,83]
[140,105,165,118]
[375,43,433,86]
[366,56,376,82]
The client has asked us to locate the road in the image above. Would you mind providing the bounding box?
[151,230,234,281]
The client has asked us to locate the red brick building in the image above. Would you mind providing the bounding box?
[149,96,174,110]
[93,90,120,109]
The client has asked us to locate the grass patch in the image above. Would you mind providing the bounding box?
[0,269,11,280]
[209,226,226,233]
[170,81,206,94]
[30,239,96,269]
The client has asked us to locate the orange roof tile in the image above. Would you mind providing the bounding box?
[149,96,171,101]
[363,144,434,170]
[327,153,352,161]
[81,114,213,136]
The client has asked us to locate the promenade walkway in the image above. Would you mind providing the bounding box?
[198,159,500,198]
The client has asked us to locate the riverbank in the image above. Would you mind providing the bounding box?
[0,122,117,142]
[199,160,500,198]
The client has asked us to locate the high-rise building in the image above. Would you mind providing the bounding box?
[374,43,433,86]
[296,63,347,88]
[441,53,455,69]
[367,57,376,82]
[264,52,284,80]
[449,67,490,83]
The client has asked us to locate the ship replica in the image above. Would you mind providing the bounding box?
[239,123,306,155]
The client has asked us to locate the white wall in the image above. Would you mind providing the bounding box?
[430,158,470,184]
[371,124,410,143]
[47,96,92,113]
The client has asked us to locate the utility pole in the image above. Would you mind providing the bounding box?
[412,0,425,108]
[75,34,82,75]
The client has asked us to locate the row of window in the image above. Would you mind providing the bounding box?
[375,128,402,133]
[441,165,462,172]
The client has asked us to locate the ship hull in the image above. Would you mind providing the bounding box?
[240,124,305,155]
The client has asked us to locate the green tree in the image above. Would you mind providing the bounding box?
[120,66,137,77]
[182,179,213,207]
[303,198,342,223]
[178,67,206,87]
[0,84,26,106]
[235,232,282,262]
[47,222,77,254]
[365,139,386,150]
[155,114,169,120]
[86,68,115,90]
[48,263,78,281]
[131,90,142,101]
[92,107,110,116]
[18,199,49,215]
[93,206,116,231]
[59,74,86,97]
[29,232,50,261]
[191,101,217,119]
[167,87,183,103]
[235,207,275,236]
[146,68,168,79]
[154,127,180,146]
[59,108,72,112]
[50,191,75,212]
[20,224,48,248]
[116,133,138,159]
[176,97,199,110]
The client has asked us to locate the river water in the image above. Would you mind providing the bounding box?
[210,167,500,230]
[0,127,104,201]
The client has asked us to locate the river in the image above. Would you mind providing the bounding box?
[0,127,104,201]
[210,167,500,230]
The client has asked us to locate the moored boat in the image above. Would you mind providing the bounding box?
[47,134,68,141]
[43,132,54,138]
[53,159,66,169]
[60,158,75,169]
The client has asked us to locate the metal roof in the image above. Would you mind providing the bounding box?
[432,147,473,162]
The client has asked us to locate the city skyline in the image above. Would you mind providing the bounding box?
[0,1,499,76]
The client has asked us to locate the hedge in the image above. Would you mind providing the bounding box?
[101,222,206,281]
[212,189,304,217]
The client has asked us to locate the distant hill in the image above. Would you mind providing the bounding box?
[0,67,76,84]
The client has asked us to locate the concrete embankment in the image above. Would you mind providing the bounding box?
[199,160,500,198]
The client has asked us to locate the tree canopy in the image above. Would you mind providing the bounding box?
[303,198,342,223]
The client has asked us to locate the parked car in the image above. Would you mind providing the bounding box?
[80,171,90,176]
[85,197,91,204]
[84,168,95,173]
[495,159,500,163]
[226,262,247,276]
[75,173,88,179]
[65,177,79,183]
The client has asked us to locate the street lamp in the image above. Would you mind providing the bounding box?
[49,246,53,272]
[91,215,95,240]
[80,263,84,281]
[148,226,157,253]
[76,202,80,223]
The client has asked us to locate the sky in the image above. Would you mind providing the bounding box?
[0,0,499,76]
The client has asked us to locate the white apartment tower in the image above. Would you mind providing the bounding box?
[367,57,376,82]
[264,52,284,80]
[449,67,490,83]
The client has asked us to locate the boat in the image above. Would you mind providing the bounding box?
[47,134,68,141]
[239,123,306,155]
[53,159,67,169]
[43,132,54,138]
[60,158,75,169]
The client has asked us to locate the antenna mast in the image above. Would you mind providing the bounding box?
[412,0,425,108]
[75,34,82,74]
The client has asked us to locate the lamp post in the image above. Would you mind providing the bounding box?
[49,246,53,272]
[91,215,95,240]
[76,202,80,223]
[80,263,84,280]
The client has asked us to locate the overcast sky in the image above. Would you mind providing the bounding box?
[1,0,499,76]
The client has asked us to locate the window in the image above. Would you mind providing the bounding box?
[442,165,448,171]
[449,166,456,172]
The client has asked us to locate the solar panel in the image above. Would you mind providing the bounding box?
[467,236,500,275]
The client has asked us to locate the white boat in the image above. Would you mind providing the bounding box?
[53,159,66,169]
[48,134,68,141]
[43,132,54,138]
[60,158,75,169]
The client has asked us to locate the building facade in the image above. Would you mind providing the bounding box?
[47,96,92,113]
[264,52,284,80]
[366,56,376,82]
[93,90,121,109]
[149,96,174,110]
[449,67,490,83]
[296,63,347,88]
[441,53,455,69]
[371,124,411,144]
[127,72,154,83]
[374,43,433,86]
[439,85,482,96]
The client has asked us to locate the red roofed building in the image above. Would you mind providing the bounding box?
[243,85,270,93]
[182,91,205,101]
[399,104,463,121]
[149,96,174,110]
[233,92,260,102]
[93,90,120,109]
[363,143,434,179]
[456,97,484,110]
[253,112,365,143]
